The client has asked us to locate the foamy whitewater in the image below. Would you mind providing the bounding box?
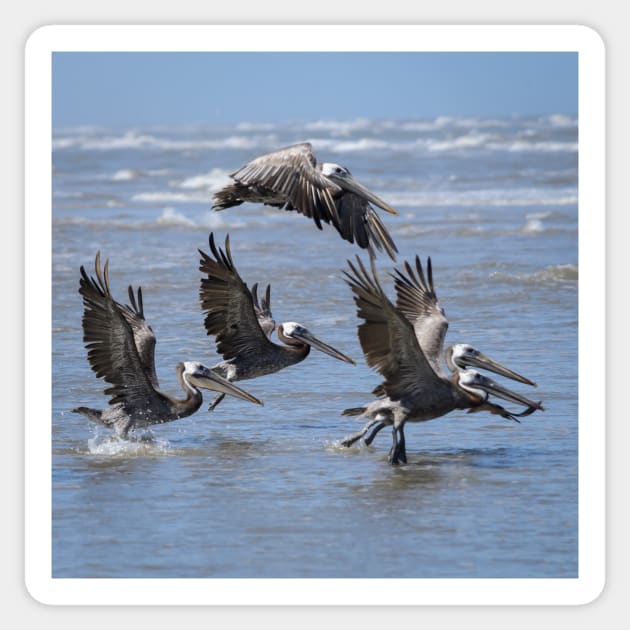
[52,115,578,578]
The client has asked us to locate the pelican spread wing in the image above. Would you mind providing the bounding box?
[335,193,399,261]
[391,256,448,377]
[250,282,275,339]
[199,233,276,361]
[78,253,163,411]
[118,284,159,387]
[228,142,340,227]
[344,256,442,401]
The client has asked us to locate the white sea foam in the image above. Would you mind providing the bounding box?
[303,118,372,134]
[235,121,278,132]
[520,219,545,233]
[198,210,245,229]
[132,190,209,204]
[501,140,578,153]
[428,133,493,151]
[526,211,553,220]
[54,209,247,231]
[546,113,578,127]
[385,188,577,208]
[87,432,171,456]
[53,131,267,152]
[177,168,232,191]
[112,168,144,181]
[156,207,197,227]
[491,264,578,286]
[327,138,391,153]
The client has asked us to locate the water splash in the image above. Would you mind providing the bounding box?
[87,431,172,456]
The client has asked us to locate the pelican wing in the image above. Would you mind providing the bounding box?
[199,233,276,360]
[118,284,159,388]
[229,143,341,227]
[334,192,398,261]
[344,256,443,401]
[251,282,275,339]
[391,256,449,377]
[78,253,164,411]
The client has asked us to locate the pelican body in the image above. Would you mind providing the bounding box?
[340,256,543,465]
[212,142,399,260]
[199,233,356,410]
[72,252,263,437]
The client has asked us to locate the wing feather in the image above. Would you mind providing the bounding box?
[119,284,159,387]
[391,256,449,377]
[229,143,340,226]
[334,193,398,261]
[199,233,276,360]
[251,282,275,339]
[78,252,163,411]
[344,256,442,401]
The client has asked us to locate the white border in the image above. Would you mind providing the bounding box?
[25,24,605,606]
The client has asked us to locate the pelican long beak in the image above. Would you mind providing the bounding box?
[291,329,356,365]
[189,366,264,406]
[476,375,544,411]
[464,351,537,387]
[335,173,398,215]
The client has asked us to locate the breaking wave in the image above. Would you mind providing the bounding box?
[491,264,578,286]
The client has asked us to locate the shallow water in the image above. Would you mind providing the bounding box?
[52,115,578,578]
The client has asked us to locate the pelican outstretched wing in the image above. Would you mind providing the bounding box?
[217,142,340,227]
[344,256,443,401]
[199,233,276,361]
[391,256,449,377]
[251,282,275,339]
[118,284,159,388]
[77,252,162,410]
[334,194,398,262]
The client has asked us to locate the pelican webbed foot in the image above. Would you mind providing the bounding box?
[364,421,386,446]
[207,392,226,412]
[340,418,379,447]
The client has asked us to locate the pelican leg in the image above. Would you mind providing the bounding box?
[388,425,399,464]
[207,392,226,411]
[397,424,407,464]
[340,419,381,447]
[364,421,386,446]
[388,424,407,465]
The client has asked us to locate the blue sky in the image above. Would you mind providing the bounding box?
[52,52,577,128]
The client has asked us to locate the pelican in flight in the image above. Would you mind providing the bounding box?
[339,256,543,465]
[72,252,263,438]
[212,142,399,260]
[198,232,356,410]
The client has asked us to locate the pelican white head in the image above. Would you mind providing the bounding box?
[280,321,305,337]
[457,369,489,400]
[321,162,351,179]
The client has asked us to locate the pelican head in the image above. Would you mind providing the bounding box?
[277,322,356,364]
[446,343,537,387]
[180,361,263,406]
[320,162,398,215]
[457,369,544,411]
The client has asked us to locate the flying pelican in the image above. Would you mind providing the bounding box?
[71,252,263,438]
[212,142,399,260]
[339,255,544,465]
[198,232,356,410]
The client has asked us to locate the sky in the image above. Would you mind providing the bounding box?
[52,52,578,128]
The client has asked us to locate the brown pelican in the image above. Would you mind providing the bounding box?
[71,252,263,438]
[198,232,356,410]
[339,256,544,465]
[212,142,399,260]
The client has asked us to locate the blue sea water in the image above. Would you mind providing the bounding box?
[51,114,578,578]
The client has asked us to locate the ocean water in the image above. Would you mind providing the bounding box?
[52,115,578,578]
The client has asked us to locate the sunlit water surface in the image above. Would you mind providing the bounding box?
[52,116,578,578]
